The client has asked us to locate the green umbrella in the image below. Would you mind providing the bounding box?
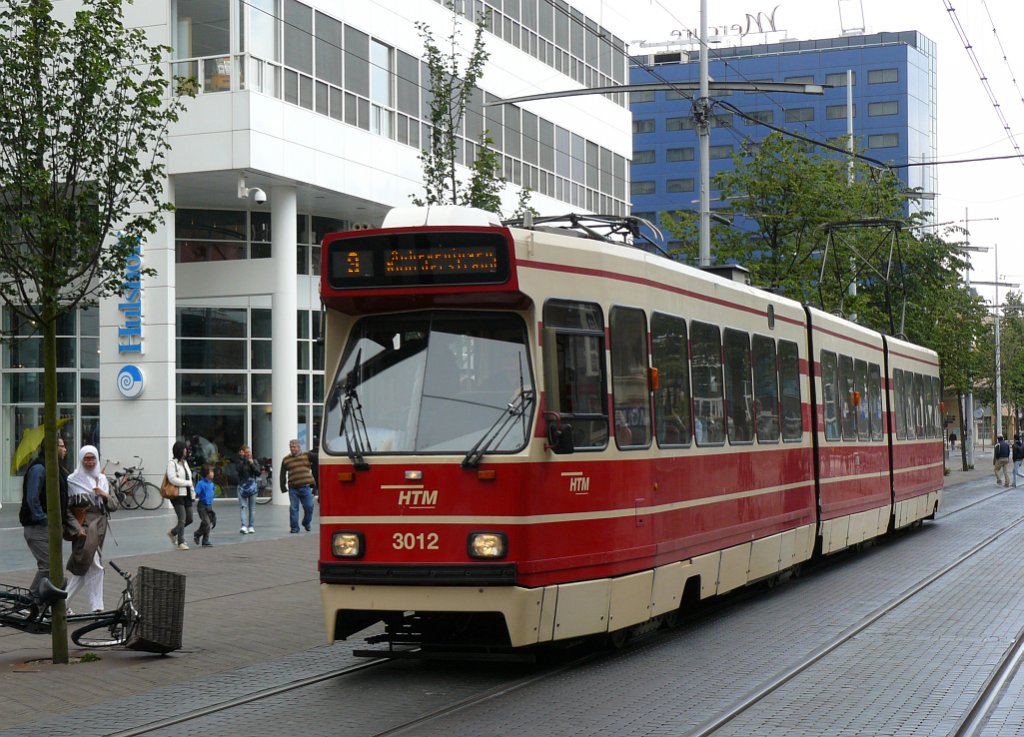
[11,418,71,474]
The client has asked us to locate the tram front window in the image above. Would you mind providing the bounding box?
[324,312,533,455]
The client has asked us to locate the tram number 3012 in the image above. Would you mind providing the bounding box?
[392,532,440,550]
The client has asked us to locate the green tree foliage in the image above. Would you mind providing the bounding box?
[998,292,1024,437]
[0,0,192,662]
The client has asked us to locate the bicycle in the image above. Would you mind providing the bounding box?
[255,456,274,504]
[0,561,139,647]
[107,456,163,510]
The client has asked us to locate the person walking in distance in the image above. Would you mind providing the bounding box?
[19,436,70,600]
[166,440,195,550]
[236,444,259,534]
[1013,434,1024,488]
[280,438,316,533]
[994,435,1012,487]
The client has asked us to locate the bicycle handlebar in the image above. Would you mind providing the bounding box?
[109,561,127,578]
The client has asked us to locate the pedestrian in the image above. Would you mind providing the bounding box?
[1013,435,1024,488]
[166,440,195,550]
[279,438,316,534]
[994,435,1012,487]
[949,432,957,450]
[236,444,259,534]
[193,464,215,547]
[65,445,112,613]
[19,436,70,600]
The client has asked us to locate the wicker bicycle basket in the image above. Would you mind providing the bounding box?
[126,566,186,654]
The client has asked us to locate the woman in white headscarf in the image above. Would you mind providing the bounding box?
[65,445,111,613]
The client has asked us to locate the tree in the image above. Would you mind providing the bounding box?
[0,0,192,663]
[413,5,510,212]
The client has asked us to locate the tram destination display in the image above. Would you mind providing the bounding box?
[327,230,511,289]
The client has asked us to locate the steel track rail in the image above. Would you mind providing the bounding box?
[683,512,1024,737]
[106,657,389,737]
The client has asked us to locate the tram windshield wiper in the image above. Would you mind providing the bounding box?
[461,363,535,469]
[339,348,372,470]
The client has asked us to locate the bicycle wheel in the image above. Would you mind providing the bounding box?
[255,481,273,504]
[139,481,164,510]
[119,480,141,510]
[71,615,130,647]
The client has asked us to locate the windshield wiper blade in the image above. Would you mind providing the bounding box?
[461,388,535,469]
[339,349,371,470]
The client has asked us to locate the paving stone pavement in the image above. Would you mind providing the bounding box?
[0,462,996,735]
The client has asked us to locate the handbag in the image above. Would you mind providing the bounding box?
[160,473,178,499]
[238,479,258,499]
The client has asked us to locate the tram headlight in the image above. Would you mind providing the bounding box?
[332,531,364,558]
[468,532,507,559]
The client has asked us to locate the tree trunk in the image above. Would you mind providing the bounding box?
[42,300,69,663]
[958,393,969,472]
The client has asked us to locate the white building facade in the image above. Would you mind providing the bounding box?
[1,0,632,502]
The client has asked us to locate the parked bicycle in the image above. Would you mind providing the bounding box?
[0,561,138,647]
[107,456,163,510]
[255,456,274,504]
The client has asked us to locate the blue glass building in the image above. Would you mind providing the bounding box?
[629,31,937,242]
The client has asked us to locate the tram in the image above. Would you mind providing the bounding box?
[316,206,944,653]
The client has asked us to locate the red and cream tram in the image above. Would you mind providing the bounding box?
[317,206,944,652]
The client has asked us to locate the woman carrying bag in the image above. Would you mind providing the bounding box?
[66,445,112,612]
[166,440,194,550]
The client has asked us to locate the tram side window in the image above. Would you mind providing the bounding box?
[893,369,907,440]
[923,374,935,438]
[932,375,942,437]
[691,321,725,445]
[868,363,883,441]
[855,359,869,441]
[752,335,779,442]
[542,300,609,450]
[610,307,651,448]
[779,340,803,441]
[724,329,754,443]
[912,373,925,438]
[838,354,856,440]
[821,350,840,441]
[651,312,692,446]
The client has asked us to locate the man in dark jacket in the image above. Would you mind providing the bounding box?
[1013,435,1024,487]
[19,437,69,598]
[994,435,1012,488]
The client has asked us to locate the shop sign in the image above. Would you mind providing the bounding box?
[118,238,143,354]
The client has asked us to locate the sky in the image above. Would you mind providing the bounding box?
[573,0,1024,305]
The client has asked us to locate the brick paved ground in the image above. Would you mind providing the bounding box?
[0,463,994,733]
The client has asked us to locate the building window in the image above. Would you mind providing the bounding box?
[631,180,656,195]
[666,89,691,101]
[666,147,694,162]
[631,90,655,104]
[868,68,898,84]
[633,119,655,133]
[710,114,733,127]
[785,107,814,123]
[176,209,273,263]
[784,75,813,84]
[826,104,854,119]
[666,116,695,131]
[666,178,694,193]
[868,133,899,148]
[825,71,855,87]
[633,150,656,164]
[745,110,773,126]
[868,101,898,116]
[709,144,733,159]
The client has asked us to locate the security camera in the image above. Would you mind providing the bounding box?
[252,188,267,205]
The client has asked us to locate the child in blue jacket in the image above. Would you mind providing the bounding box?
[193,465,216,547]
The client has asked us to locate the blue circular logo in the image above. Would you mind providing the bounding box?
[117,365,145,399]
